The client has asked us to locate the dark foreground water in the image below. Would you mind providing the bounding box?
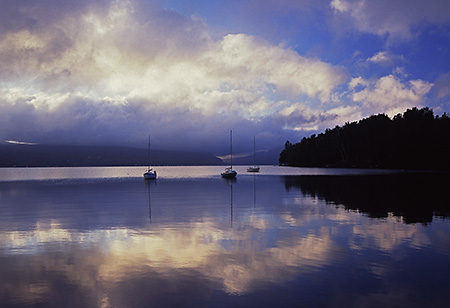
[0,166,449,308]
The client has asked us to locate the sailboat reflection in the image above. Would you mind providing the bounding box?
[145,180,157,224]
[253,173,257,208]
[223,177,236,226]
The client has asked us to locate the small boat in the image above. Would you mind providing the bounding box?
[144,168,157,180]
[247,135,260,173]
[221,166,237,178]
[247,166,260,172]
[143,135,157,180]
[221,130,237,178]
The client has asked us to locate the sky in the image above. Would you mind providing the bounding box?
[1,0,449,155]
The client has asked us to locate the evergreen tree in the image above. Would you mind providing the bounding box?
[279,107,450,170]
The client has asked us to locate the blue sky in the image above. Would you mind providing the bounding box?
[1,0,449,155]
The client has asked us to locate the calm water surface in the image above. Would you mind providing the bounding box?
[0,166,449,308]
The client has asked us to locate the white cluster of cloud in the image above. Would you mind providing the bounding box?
[365,51,402,67]
[330,0,450,40]
[348,74,433,116]
[0,0,445,153]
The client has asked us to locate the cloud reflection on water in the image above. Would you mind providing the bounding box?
[1,218,336,296]
[1,173,450,307]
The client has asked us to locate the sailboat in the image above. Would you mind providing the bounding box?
[247,135,260,172]
[143,135,157,180]
[221,130,237,178]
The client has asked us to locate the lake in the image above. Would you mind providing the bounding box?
[1,166,449,308]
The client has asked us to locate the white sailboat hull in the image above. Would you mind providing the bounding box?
[221,168,237,178]
[247,166,260,172]
[144,169,157,179]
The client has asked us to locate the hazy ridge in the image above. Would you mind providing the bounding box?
[0,143,280,167]
[0,144,223,167]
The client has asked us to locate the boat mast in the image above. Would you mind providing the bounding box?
[253,135,256,165]
[230,130,233,169]
[147,135,150,169]
[230,129,233,169]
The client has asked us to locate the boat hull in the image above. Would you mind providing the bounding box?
[247,166,260,172]
[144,169,157,180]
[221,170,237,178]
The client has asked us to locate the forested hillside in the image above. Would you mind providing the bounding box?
[279,107,450,170]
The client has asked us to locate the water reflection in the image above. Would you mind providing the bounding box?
[282,173,450,223]
[222,177,236,226]
[1,172,450,307]
[0,221,338,295]
[146,180,157,224]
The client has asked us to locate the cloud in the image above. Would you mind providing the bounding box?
[1,0,443,152]
[4,140,38,145]
[330,0,450,40]
[366,51,395,66]
[433,73,450,99]
[202,34,346,102]
[349,76,370,90]
[0,0,347,152]
[350,75,433,116]
[330,0,350,13]
[274,72,435,133]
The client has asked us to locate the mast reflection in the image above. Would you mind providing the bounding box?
[253,173,257,208]
[223,177,236,226]
[145,180,157,224]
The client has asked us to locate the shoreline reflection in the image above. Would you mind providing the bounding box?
[282,173,449,224]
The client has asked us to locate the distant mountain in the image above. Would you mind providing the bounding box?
[229,147,282,165]
[0,144,224,167]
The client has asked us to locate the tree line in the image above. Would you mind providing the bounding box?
[279,107,450,170]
